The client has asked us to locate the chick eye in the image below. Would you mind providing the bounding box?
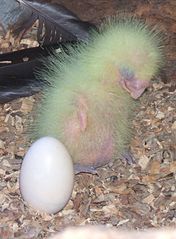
[119,66,134,81]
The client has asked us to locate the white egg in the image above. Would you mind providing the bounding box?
[20,136,74,214]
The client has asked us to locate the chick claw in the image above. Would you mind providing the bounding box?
[120,151,136,165]
[74,164,98,175]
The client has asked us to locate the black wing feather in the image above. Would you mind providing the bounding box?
[0,1,96,103]
[0,0,95,45]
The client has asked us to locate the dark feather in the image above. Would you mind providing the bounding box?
[0,43,88,103]
[0,46,59,103]
[0,1,96,103]
[0,45,58,64]
[0,58,44,103]
[0,77,42,103]
[0,0,95,45]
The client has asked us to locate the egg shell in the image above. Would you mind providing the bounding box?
[20,136,74,214]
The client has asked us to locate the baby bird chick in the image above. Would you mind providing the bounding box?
[32,17,163,173]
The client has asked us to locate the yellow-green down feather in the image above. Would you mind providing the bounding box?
[32,17,163,169]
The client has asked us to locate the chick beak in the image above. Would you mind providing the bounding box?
[130,83,148,99]
[120,76,150,99]
[130,79,150,99]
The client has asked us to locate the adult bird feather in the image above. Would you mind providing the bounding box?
[0,46,60,102]
[0,1,96,103]
[0,0,94,44]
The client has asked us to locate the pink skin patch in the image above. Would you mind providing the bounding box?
[74,134,114,173]
[65,95,88,139]
[87,135,114,167]
[66,116,114,168]
[66,116,82,139]
[64,93,114,170]
[77,96,88,132]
